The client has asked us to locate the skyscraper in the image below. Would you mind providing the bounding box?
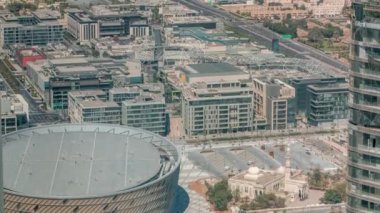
[348,1,380,212]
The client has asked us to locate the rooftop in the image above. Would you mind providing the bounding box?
[3,124,179,198]
[230,167,284,186]
[182,63,246,77]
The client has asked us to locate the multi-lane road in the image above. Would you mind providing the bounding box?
[176,0,349,74]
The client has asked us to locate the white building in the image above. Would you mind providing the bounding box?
[229,146,309,202]
[229,167,285,200]
[67,9,99,42]
[0,92,29,134]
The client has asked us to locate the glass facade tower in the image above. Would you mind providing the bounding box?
[348,0,380,212]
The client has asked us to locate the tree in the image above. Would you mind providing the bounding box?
[240,193,285,210]
[152,6,160,24]
[207,179,233,211]
[320,189,342,204]
[256,0,264,5]
[308,28,324,43]
[7,2,37,14]
[232,188,240,202]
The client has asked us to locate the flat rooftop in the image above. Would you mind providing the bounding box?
[182,63,245,77]
[2,124,170,198]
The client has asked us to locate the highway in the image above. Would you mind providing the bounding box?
[176,0,349,74]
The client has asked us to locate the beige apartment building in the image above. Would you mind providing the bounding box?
[251,78,296,130]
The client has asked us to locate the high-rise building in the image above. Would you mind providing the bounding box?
[347,1,380,212]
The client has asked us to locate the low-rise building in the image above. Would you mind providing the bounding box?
[67,9,99,42]
[15,48,47,68]
[122,93,168,136]
[130,20,150,37]
[68,90,121,124]
[66,6,147,42]
[164,16,217,29]
[182,81,254,137]
[229,146,309,201]
[289,75,346,114]
[0,92,29,134]
[26,58,143,110]
[229,167,285,200]
[179,63,250,84]
[0,9,64,47]
[307,83,349,126]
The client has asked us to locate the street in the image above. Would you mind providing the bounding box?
[176,0,349,74]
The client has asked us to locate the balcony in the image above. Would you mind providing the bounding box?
[348,159,380,174]
[347,188,380,204]
[349,102,380,114]
[351,71,380,82]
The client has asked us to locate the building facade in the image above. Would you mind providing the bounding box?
[289,76,346,113]
[67,10,99,42]
[347,1,380,212]
[0,92,29,134]
[182,81,254,137]
[26,58,141,110]
[307,84,349,126]
[252,79,296,130]
[68,90,121,125]
[0,10,64,47]
[122,94,168,136]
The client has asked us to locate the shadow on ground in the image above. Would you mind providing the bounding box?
[172,186,190,213]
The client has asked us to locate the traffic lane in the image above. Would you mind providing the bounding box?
[178,0,348,72]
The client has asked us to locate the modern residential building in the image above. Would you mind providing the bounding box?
[289,75,346,114]
[182,81,254,137]
[129,20,150,37]
[67,10,99,42]
[307,83,349,126]
[252,78,296,130]
[122,93,168,136]
[26,58,142,110]
[66,6,147,42]
[109,87,141,106]
[0,9,64,47]
[68,90,121,124]
[0,92,29,134]
[347,1,380,212]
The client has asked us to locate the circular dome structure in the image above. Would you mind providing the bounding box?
[248,167,260,175]
[2,124,180,213]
